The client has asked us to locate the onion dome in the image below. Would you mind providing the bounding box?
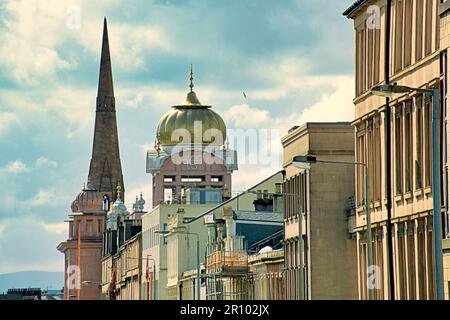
[106,186,128,229]
[109,185,128,217]
[156,65,226,148]
[111,198,128,216]
[134,193,146,212]
[71,187,103,213]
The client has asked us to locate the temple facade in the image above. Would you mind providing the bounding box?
[146,66,238,208]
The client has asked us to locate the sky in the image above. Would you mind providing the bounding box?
[0,0,356,275]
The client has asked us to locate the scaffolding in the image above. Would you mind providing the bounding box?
[205,236,253,300]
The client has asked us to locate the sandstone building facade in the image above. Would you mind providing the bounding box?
[282,123,358,300]
[344,0,447,299]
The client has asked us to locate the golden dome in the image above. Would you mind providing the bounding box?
[156,66,226,147]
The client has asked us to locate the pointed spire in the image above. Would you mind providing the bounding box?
[87,18,124,202]
[189,64,194,93]
[185,64,202,105]
[97,17,114,105]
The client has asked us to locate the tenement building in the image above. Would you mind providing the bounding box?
[101,192,145,300]
[57,18,125,300]
[344,0,448,299]
[282,123,358,300]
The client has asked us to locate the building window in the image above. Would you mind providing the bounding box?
[394,0,404,73]
[374,27,381,85]
[435,0,440,53]
[357,127,366,206]
[397,224,407,299]
[416,96,424,189]
[407,222,416,299]
[368,121,374,203]
[426,220,435,299]
[356,27,366,95]
[360,238,368,300]
[211,176,223,183]
[205,190,222,204]
[395,107,404,195]
[405,101,413,193]
[417,220,426,299]
[181,176,204,183]
[424,98,432,187]
[416,0,424,62]
[164,188,174,204]
[164,176,175,183]
[368,27,374,90]
[162,224,168,245]
[424,0,433,56]
[404,0,413,67]
[374,118,382,202]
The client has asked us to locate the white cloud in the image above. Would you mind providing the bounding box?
[232,164,282,193]
[0,86,94,132]
[36,157,58,169]
[108,24,172,70]
[27,189,54,207]
[0,111,21,134]
[0,218,65,274]
[21,188,71,209]
[0,0,172,86]
[0,222,5,240]
[0,0,76,85]
[7,161,29,174]
[224,75,354,135]
[295,76,354,125]
[226,105,271,128]
[118,86,187,110]
[42,222,67,235]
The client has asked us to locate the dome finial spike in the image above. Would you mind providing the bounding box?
[189,64,194,93]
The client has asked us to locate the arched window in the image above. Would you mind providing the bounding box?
[103,194,110,211]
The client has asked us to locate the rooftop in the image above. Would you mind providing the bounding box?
[234,211,284,223]
[343,0,368,18]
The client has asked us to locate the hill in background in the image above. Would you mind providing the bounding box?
[0,271,63,293]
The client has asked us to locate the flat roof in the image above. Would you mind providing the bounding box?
[234,211,284,223]
[282,122,353,144]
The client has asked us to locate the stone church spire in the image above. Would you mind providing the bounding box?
[87,17,124,201]
[97,17,114,110]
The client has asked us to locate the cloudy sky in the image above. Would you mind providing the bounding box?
[0,0,356,275]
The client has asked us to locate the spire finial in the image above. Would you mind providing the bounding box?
[189,64,194,93]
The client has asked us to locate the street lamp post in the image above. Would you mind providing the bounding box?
[371,84,444,300]
[156,230,201,300]
[293,155,374,300]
